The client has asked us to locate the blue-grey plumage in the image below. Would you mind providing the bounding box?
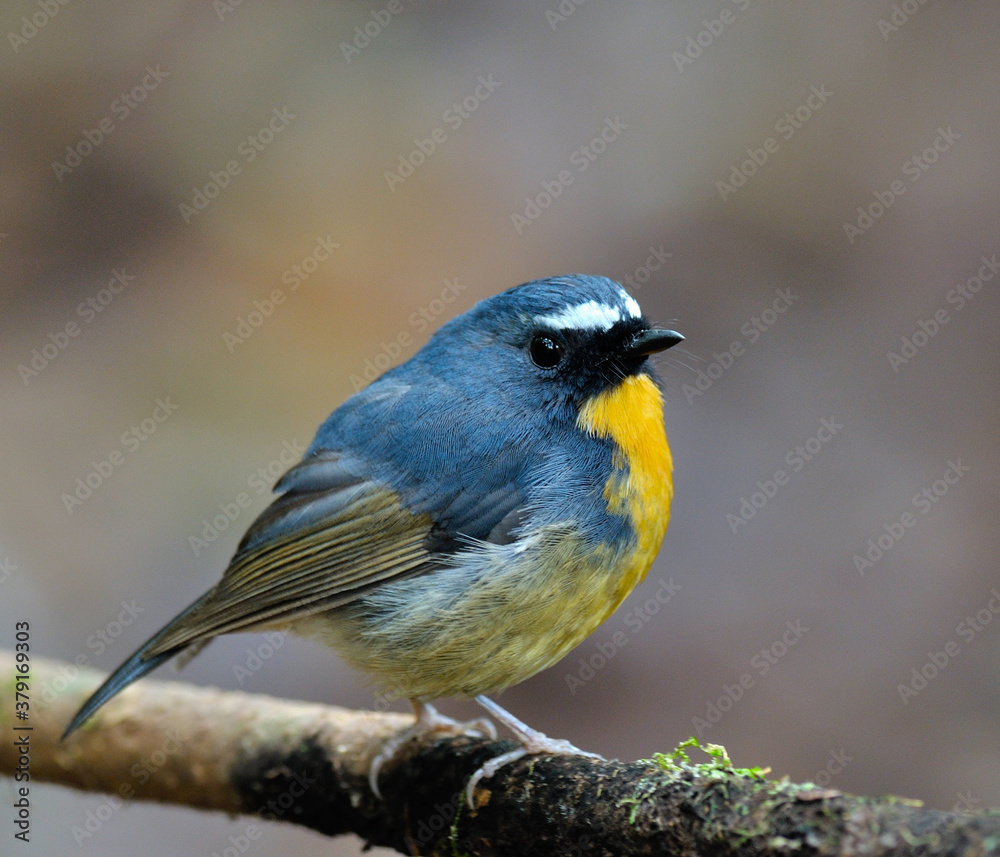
[63,275,683,757]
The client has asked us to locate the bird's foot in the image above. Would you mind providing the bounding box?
[369,699,497,798]
[464,695,603,808]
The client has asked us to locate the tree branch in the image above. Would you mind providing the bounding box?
[3,651,999,856]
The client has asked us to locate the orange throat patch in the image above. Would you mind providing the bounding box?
[577,373,674,596]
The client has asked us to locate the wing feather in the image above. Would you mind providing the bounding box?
[145,421,534,656]
[146,474,434,655]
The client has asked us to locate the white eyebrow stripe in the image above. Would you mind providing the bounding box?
[622,293,642,319]
[536,300,628,331]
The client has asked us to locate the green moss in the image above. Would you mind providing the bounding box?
[882,794,924,808]
[616,778,661,824]
[768,835,803,850]
[449,797,472,857]
[646,736,768,779]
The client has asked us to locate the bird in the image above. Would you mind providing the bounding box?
[62,274,683,803]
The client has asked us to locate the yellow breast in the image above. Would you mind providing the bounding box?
[576,373,674,608]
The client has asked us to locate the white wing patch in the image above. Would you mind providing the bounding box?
[536,294,641,332]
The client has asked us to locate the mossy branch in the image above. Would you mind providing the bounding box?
[2,651,999,856]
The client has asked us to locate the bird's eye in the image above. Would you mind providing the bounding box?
[529,333,565,369]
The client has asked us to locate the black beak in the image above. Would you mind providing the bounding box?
[622,328,684,357]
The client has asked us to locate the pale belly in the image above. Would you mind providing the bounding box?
[288,526,656,700]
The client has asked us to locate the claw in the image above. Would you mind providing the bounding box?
[465,695,603,808]
[369,696,601,807]
[369,700,496,798]
[465,747,529,806]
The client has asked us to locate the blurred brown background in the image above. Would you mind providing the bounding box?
[2,2,999,854]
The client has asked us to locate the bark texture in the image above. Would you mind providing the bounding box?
[3,652,999,856]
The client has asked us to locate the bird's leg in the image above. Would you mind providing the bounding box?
[368,699,497,797]
[465,694,603,807]
[413,698,496,737]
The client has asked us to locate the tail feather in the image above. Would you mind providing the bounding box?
[61,595,209,740]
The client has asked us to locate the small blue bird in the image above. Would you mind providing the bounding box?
[63,275,683,801]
